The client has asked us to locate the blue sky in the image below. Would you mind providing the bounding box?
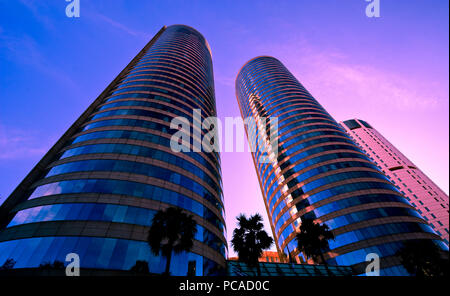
[0,0,448,254]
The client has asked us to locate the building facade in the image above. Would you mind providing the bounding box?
[0,25,227,275]
[228,251,281,263]
[341,119,449,245]
[258,251,281,263]
[235,56,448,275]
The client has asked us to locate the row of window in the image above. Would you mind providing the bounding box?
[136,50,210,87]
[262,141,360,188]
[46,159,221,204]
[103,87,211,118]
[252,119,345,166]
[28,179,225,233]
[0,236,223,275]
[268,160,379,213]
[120,67,210,97]
[266,152,376,210]
[328,222,435,249]
[139,46,210,83]
[70,129,220,173]
[98,99,203,124]
[126,62,209,99]
[239,73,307,107]
[331,239,448,267]
[110,78,212,116]
[7,203,225,256]
[87,108,218,159]
[274,181,405,236]
[60,142,221,190]
[308,195,418,223]
[107,82,211,115]
[278,206,434,260]
[114,77,208,107]
[260,133,357,187]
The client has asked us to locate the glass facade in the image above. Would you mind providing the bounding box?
[235,56,447,275]
[227,260,354,276]
[0,25,226,275]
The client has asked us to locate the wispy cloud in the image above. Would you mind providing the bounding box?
[215,75,235,87]
[301,51,441,110]
[19,0,150,40]
[85,10,152,41]
[0,32,78,89]
[0,125,50,160]
[95,13,149,38]
[254,35,445,112]
[18,0,55,31]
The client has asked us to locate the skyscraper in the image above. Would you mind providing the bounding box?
[0,25,226,275]
[341,119,449,245]
[235,56,448,275]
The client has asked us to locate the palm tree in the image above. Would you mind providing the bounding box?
[0,258,16,270]
[396,240,449,276]
[38,261,65,270]
[231,213,273,276]
[279,253,289,263]
[147,207,197,276]
[129,260,150,275]
[295,218,335,276]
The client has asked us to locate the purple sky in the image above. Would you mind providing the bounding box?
[0,0,448,255]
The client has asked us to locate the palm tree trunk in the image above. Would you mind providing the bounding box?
[319,252,333,276]
[256,262,261,276]
[164,248,173,276]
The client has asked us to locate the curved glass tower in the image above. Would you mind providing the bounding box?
[236,56,447,275]
[0,25,226,275]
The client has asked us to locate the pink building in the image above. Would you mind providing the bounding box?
[340,119,449,245]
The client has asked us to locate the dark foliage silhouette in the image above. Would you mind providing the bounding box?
[231,213,274,276]
[38,261,65,269]
[396,240,449,276]
[295,218,335,276]
[147,207,197,275]
[130,260,150,275]
[0,258,16,270]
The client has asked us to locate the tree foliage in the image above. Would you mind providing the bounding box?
[147,207,197,275]
[231,213,273,276]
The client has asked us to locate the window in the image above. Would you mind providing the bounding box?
[342,119,361,130]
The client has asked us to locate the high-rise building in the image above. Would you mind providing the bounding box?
[235,56,448,275]
[341,119,449,245]
[0,25,226,275]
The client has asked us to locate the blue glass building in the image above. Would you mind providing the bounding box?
[0,25,226,275]
[235,56,447,275]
